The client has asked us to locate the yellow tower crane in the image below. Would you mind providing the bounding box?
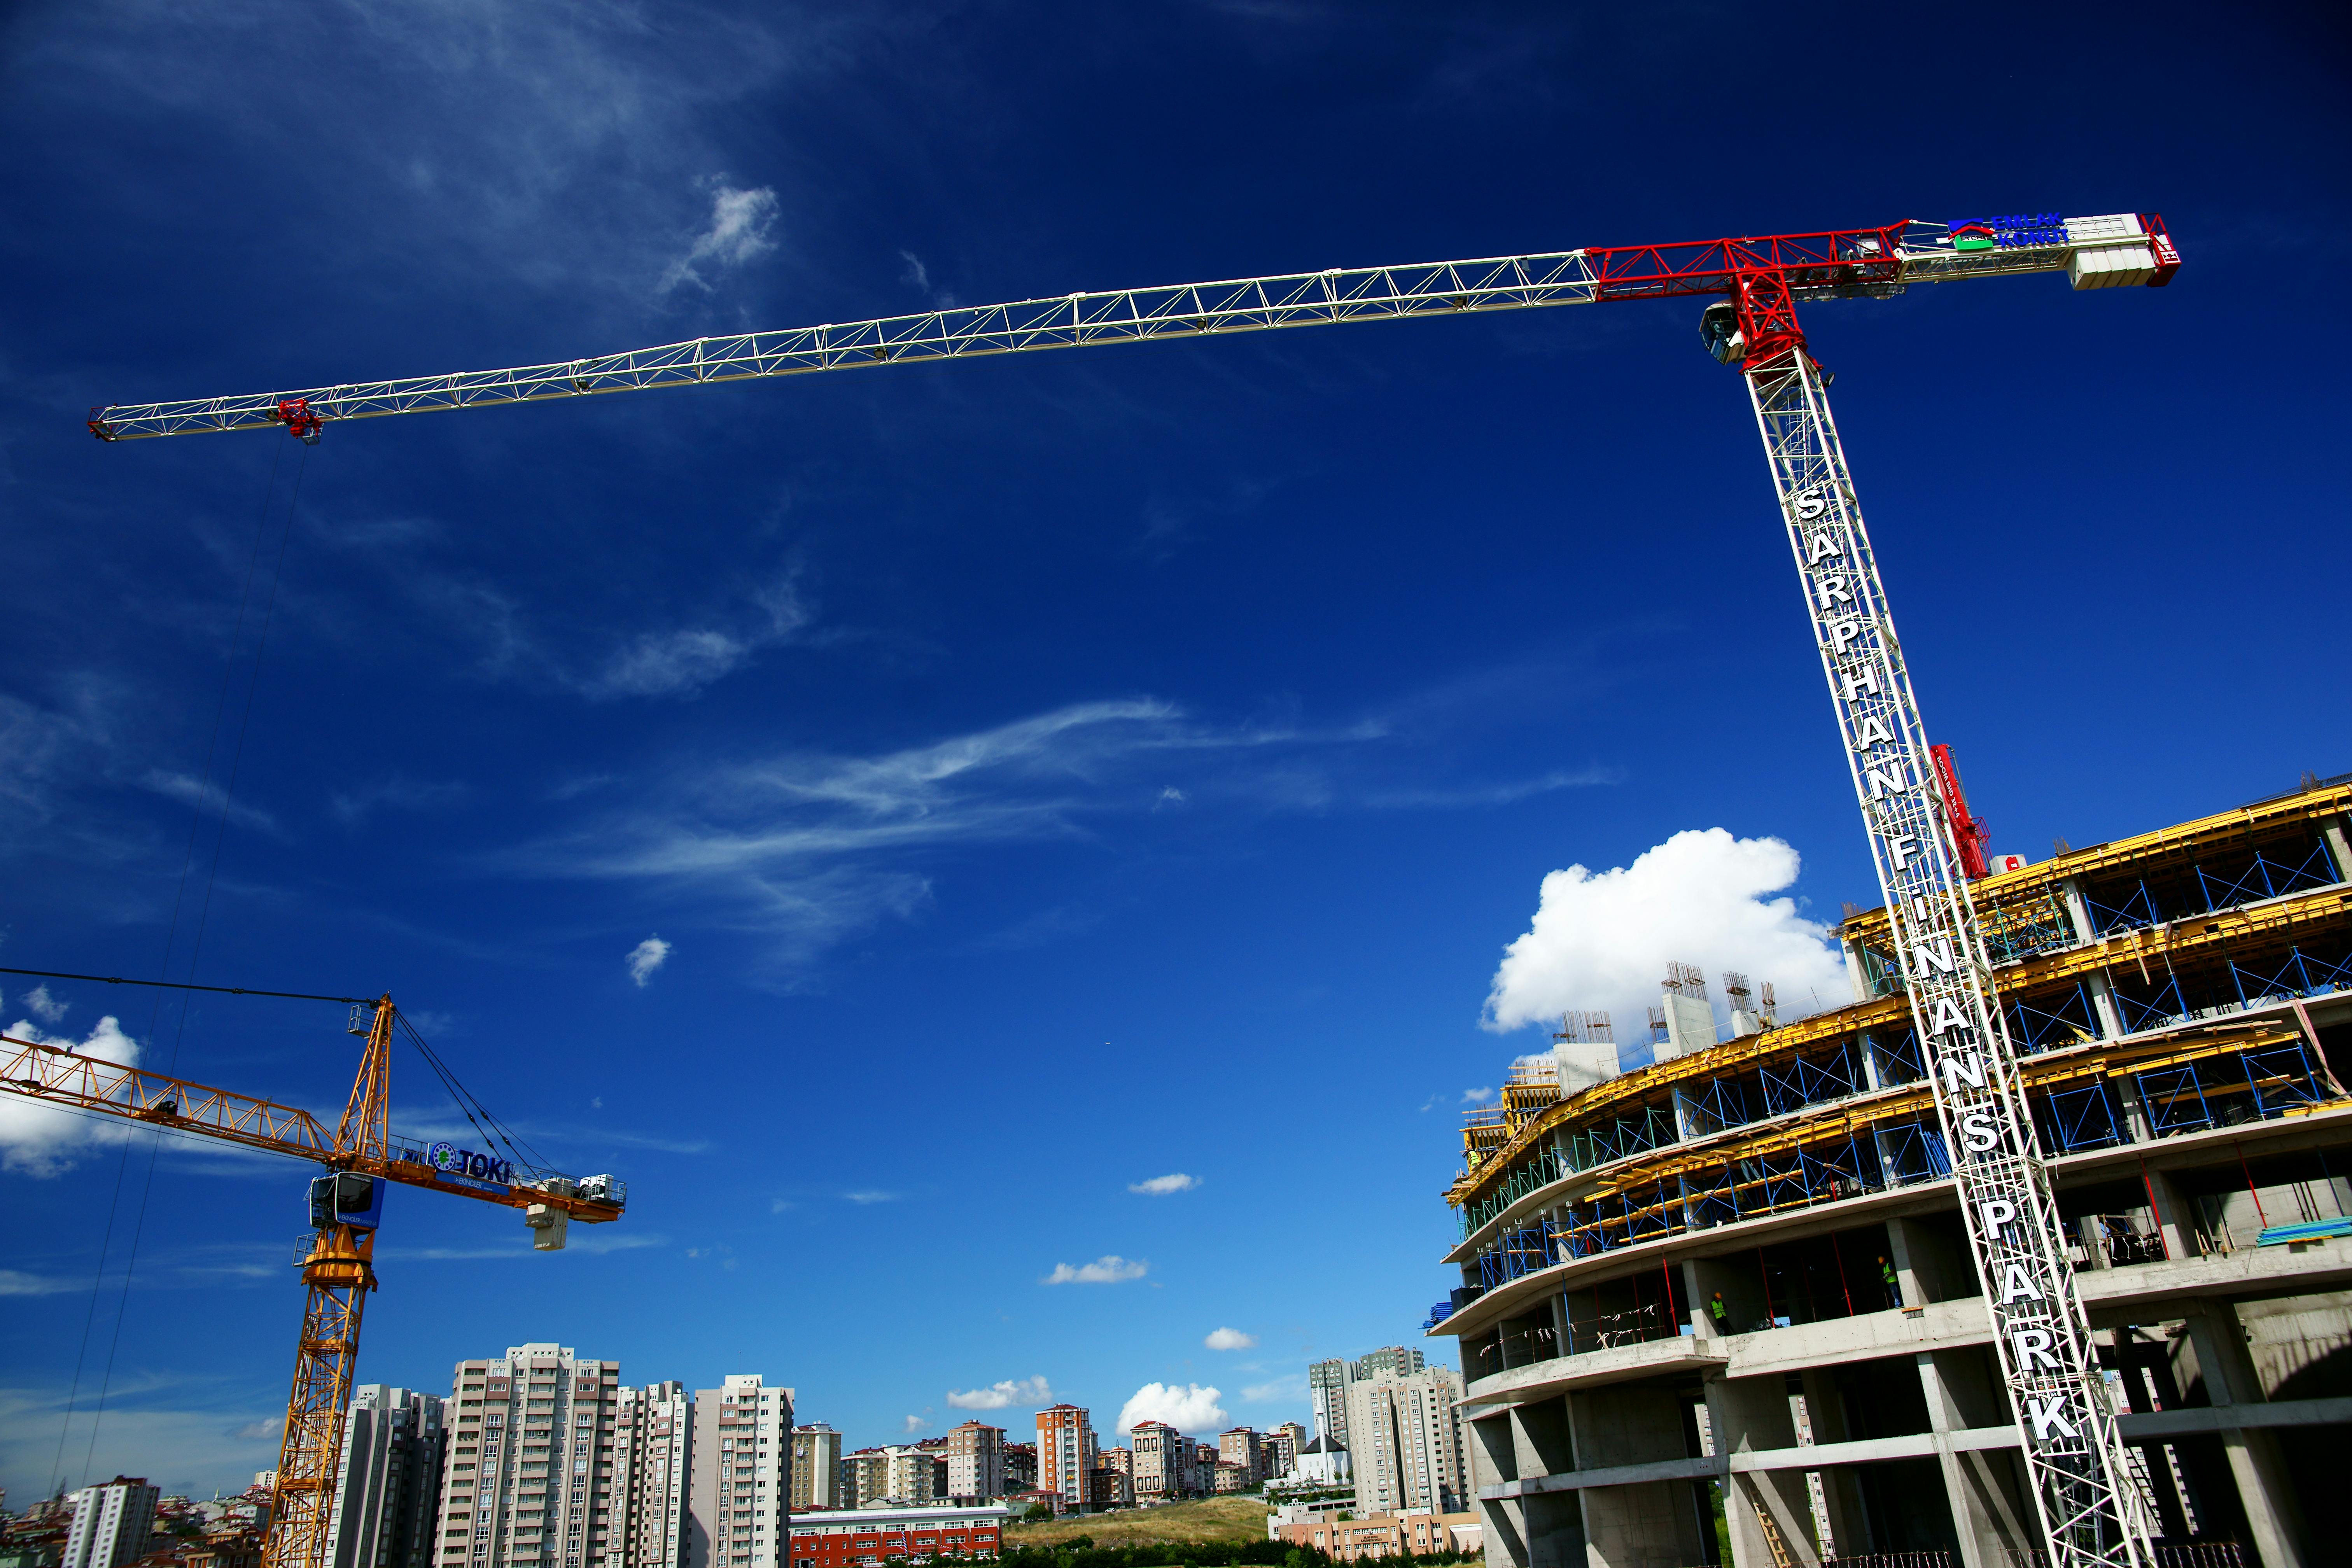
[0,985,626,1568]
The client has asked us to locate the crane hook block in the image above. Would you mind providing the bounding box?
[273,397,325,444]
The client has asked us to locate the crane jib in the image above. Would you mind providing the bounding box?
[83,212,2175,442]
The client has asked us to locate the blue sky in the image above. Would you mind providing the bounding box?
[2,0,2345,1503]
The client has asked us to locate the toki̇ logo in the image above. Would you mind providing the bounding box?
[427,1141,515,1185]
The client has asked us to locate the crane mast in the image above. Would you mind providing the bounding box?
[82,207,2183,1568]
[1733,309,2148,1568]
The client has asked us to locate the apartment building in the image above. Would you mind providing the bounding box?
[1000,1445,1035,1494]
[325,1385,447,1568]
[1126,1423,1185,1500]
[430,1345,620,1568]
[1343,1367,1468,1516]
[1032,1408,1094,1513]
[62,1479,158,1568]
[786,1428,841,1513]
[687,1376,792,1568]
[942,1424,1004,1503]
[1215,1430,1261,1484]
[1307,1362,1351,1447]
[1266,1423,1305,1481]
[611,1382,691,1568]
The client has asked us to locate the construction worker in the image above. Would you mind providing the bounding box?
[1878,1254,1901,1308]
[1708,1291,1728,1330]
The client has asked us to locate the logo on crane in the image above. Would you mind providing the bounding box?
[427,1140,515,1185]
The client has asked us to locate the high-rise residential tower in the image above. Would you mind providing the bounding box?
[1306,1361,1351,1448]
[686,1377,792,1568]
[611,1382,691,1568]
[431,1345,621,1568]
[786,1428,841,1513]
[1343,1367,1467,1516]
[326,1386,447,1568]
[942,1423,1003,1503]
[62,1478,158,1568]
[1033,1407,1095,1513]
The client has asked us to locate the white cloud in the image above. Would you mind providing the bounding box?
[1041,1255,1148,1285]
[1460,1087,1495,1104]
[1204,1327,1256,1351]
[1129,1172,1199,1195]
[0,1269,86,1296]
[17,985,68,1024]
[901,1414,933,1435]
[1482,828,1848,1034]
[946,1377,1055,1411]
[663,184,779,292]
[843,1190,896,1205]
[626,935,672,987]
[1116,1383,1227,1435]
[140,770,278,835]
[0,1015,143,1176]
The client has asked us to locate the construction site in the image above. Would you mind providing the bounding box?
[1432,778,2352,1568]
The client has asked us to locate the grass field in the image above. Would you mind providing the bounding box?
[1002,1496,1270,1549]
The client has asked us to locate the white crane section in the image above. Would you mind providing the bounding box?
[86,214,2168,442]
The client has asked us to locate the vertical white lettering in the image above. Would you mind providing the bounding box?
[1816,576,1855,610]
[1913,937,1955,974]
[2024,1396,2078,1441]
[1883,833,1920,870]
[1928,997,1971,1034]
[1795,488,1829,522]
[2011,1328,2062,1372]
[1939,1051,1986,1091]
[1852,715,1894,747]
[1962,1111,2002,1152]
[2000,1263,2044,1303]
[1867,766,1910,799]
[1829,619,1862,653]
[1978,1198,2017,1232]
[1842,666,1881,700]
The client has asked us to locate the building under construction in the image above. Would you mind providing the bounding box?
[1430,777,2352,1568]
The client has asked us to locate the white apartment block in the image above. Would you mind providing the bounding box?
[431,1344,621,1568]
[1342,1367,1467,1516]
[327,1385,448,1568]
[612,1382,692,1568]
[62,1478,158,1568]
[786,1427,842,1513]
[687,1375,793,1568]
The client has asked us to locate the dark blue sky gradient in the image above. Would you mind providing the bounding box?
[2,0,2345,1498]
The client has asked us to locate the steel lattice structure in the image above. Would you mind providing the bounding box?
[85,206,2183,1568]
[1741,342,2149,1567]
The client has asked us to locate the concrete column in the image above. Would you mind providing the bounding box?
[1701,1373,1817,1568]
[2111,1069,2154,1141]
[1915,1349,2037,1568]
[2320,817,2352,885]
[2083,968,2127,1041]
[2057,876,2100,944]
[1839,934,1874,1004]
[1566,1382,1705,1568]
[2179,1299,2310,1568]
[1885,1214,1972,1306]
[2139,1164,2197,1261]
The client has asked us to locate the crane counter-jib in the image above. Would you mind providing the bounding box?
[84,212,2176,443]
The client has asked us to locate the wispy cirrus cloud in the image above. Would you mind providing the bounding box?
[502,684,1606,968]
[1129,1172,1199,1195]
[1042,1255,1147,1285]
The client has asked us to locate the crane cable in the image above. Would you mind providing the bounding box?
[50,438,310,1494]
[394,1012,556,1179]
